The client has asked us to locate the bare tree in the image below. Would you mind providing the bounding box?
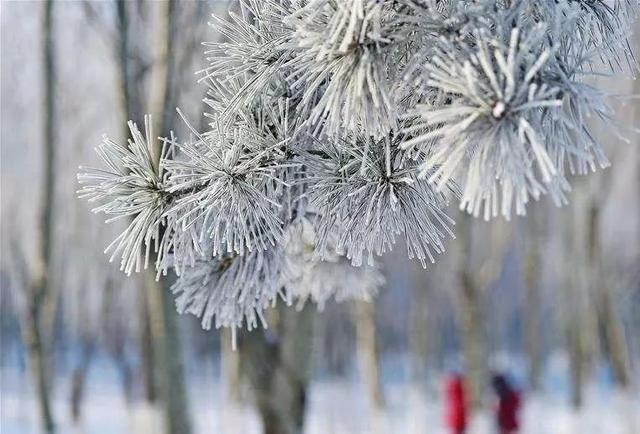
[21,1,58,432]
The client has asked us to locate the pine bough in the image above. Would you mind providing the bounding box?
[78,0,637,334]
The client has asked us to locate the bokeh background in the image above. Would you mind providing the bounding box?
[1,1,639,433]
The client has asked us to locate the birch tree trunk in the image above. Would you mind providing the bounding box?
[23,1,57,431]
[354,300,385,410]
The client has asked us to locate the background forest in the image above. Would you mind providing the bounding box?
[1,1,639,434]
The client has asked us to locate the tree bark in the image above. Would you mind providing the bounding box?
[23,1,58,432]
[241,304,315,434]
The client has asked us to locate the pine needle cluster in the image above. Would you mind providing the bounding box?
[78,0,637,330]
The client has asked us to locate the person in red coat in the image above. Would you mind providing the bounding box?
[491,374,521,434]
[444,373,468,434]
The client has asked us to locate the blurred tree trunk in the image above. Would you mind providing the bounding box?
[522,211,542,391]
[145,273,192,434]
[113,0,156,403]
[102,278,135,403]
[23,1,57,432]
[408,284,429,391]
[587,204,630,388]
[457,267,485,409]
[454,215,488,409]
[354,300,385,410]
[115,0,143,128]
[145,2,192,434]
[566,315,585,408]
[407,279,430,434]
[70,338,95,422]
[563,195,589,409]
[633,27,640,380]
[241,304,315,434]
[222,328,242,403]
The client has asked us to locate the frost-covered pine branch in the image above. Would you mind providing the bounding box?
[400,3,622,219]
[78,0,637,331]
[164,118,289,258]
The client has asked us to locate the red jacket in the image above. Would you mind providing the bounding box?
[444,376,468,431]
[496,389,521,431]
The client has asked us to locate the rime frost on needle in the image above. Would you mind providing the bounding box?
[307,136,456,267]
[171,247,285,331]
[202,0,295,123]
[532,0,638,71]
[165,120,289,258]
[283,218,385,308]
[78,117,172,275]
[285,0,399,139]
[401,13,616,220]
[77,0,637,331]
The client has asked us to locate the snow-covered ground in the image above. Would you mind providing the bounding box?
[1,359,638,434]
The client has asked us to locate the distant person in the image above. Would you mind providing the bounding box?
[491,373,521,434]
[444,373,468,434]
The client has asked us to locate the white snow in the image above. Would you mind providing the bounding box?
[2,359,638,434]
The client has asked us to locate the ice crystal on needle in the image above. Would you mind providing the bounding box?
[401,5,620,219]
[172,247,285,331]
[165,121,288,258]
[78,117,172,275]
[307,136,456,267]
[285,0,400,139]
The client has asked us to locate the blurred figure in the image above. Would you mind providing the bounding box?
[444,372,468,434]
[491,373,521,434]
